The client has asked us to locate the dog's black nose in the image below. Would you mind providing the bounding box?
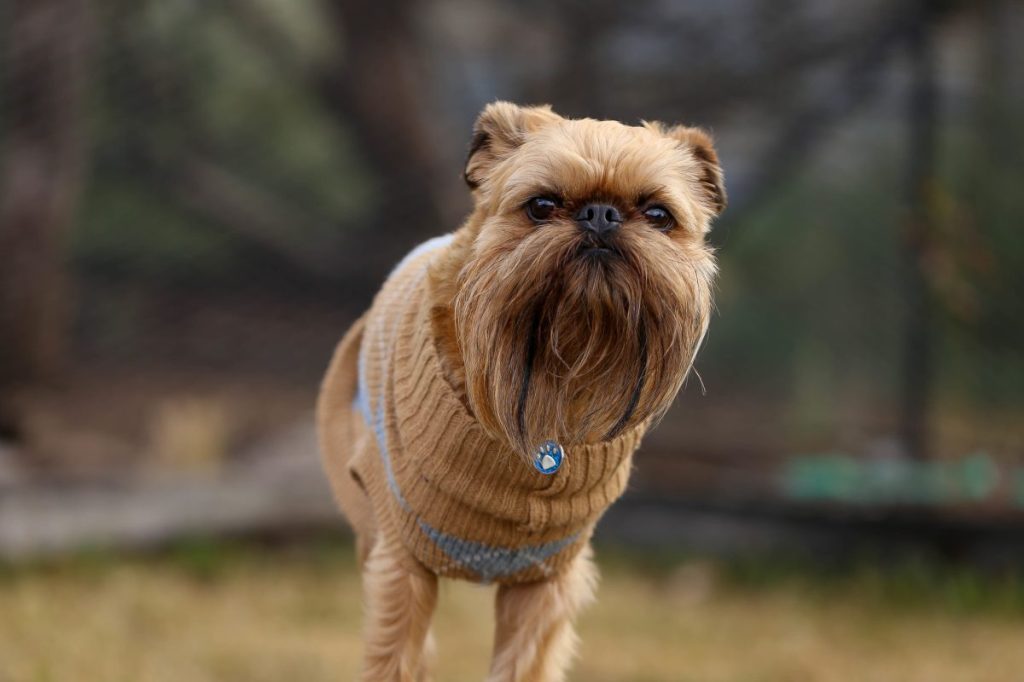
[575,203,622,237]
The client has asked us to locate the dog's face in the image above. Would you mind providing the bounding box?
[450,102,724,456]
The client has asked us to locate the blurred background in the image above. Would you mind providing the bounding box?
[1,0,1023,680]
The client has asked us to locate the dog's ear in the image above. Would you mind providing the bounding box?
[464,101,560,190]
[657,124,727,217]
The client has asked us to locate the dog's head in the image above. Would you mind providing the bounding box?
[444,102,724,456]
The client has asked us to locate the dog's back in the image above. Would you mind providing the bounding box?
[316,314,377,561]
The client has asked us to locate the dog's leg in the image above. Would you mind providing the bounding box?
[486,545,598,682]
[420,630,438,682]
[360,535,439,682]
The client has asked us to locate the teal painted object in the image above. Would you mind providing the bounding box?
[783,452,1003,505]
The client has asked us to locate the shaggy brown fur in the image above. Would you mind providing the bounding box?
[320,101,724,681]
[431,103,722,458]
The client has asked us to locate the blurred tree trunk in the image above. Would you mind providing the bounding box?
[0,0,92,438]
[317,0,447,275]
[899,1,939,460]
[545,0,617,119]
[978,0,1012,168]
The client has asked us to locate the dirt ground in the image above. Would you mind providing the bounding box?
[1,542,1022,682]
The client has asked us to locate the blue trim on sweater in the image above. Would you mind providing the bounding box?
[418,521,578,584]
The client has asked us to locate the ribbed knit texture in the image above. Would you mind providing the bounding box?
[321,236,647,584]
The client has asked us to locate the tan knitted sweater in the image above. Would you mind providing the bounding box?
[319,235,647,584]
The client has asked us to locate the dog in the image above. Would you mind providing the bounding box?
[317,101,724,681]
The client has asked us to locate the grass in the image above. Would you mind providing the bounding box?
[1,539,1022,682]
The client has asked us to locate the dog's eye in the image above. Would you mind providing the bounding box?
[643,205,675,231]
[526,196,559,223]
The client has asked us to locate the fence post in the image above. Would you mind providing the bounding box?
[0,0,92,439]
[899,0,939,460]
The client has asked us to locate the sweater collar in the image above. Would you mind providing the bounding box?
[388,243,647,480]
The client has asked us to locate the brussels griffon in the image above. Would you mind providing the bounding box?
[317,102,725,681]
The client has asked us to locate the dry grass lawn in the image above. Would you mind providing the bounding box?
[1,541,1022,682]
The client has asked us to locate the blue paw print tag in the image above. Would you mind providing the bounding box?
[533,440,564,475]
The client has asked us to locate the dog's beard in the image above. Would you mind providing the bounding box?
[453,223,715,457]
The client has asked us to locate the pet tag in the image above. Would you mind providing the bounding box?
[533,440,564,475]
